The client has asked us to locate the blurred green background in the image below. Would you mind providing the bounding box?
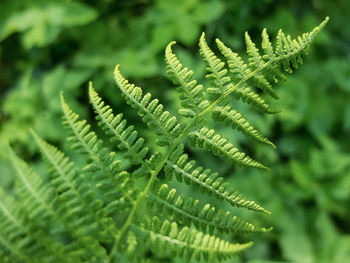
[0,0,349,262]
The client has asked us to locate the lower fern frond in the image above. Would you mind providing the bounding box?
[0,232,24,263]
[0,188,80,263]
[9,148,56,222]
[31,131,116,242]
[132,216,253,261]
[9,147,110,262]
[61,93,137,205]
[147,183,271,235]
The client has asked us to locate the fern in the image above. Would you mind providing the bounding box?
[1,17,328,262]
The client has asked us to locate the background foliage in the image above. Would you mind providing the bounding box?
[0,0,349,262]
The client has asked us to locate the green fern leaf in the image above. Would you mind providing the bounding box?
[245,32,279,99]
[61,92,137,206]
[31,131,113,240]
[0,188,31,262]
[215,38,277,113]
[165,41,210,118]
[9,147,56,222]
[148,183,271,235]
[0,188,77,262]
[89,83,150,166]
[190,127,268,170]
[114,65,183,146]
[199,32,232,101]
[234,86,278,113]
[164,144,270,213]
[9,146,110,262]
[0,233,23,263]
[132,216,252,261]
[212,105,275,148]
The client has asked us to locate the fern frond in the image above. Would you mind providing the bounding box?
[215,39,250,83]
[235,86,277,113]
[213,17,329,109]
[212,106,275,148]
[164,145,269,213]
[89,83,151,180]
[165,41,210,118]
[0,189,31,261]
[0,233,23,263]
[114,65,183,146]
[0,188,76,262]
[190,127,268,170]
[61,92,136,206]
[0,234,22,263]
[0,18,328,262]
[132,216,252,261]
[261,28,275,60]
[30,131,111,239]
[260,29,287,83]
[245,32,279,99]
[199,33,232,101]
[215,39,277,113]
[9,146,109,262]
[148,183,271,235]
[9,148,56,222]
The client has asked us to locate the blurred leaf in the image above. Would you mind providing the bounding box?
[280,226,314,263]
[0,0,97,48]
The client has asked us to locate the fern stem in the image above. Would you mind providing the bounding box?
[109,123,195,259]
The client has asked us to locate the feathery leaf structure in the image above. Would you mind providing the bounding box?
[89,83,152,180]
[215,38,278,114]
[132,216,253,262]
[1,18,328,262]
[147,182,272,234]
[31,131,122,253]
[89,83,149,166]
[199,33,232,102]
[61,93,137,207]
[212,105,275,148]
[165,41,210,118]
[190,127,269,170]
[0,188,38,262]
[245,32,279,99]
[164,144,270,214]
[0,187,83,263]
[9,148,56,222]
[114,65,183,146]
[8,148,109,262]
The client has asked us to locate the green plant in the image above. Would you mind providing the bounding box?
[1,17,328,262]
